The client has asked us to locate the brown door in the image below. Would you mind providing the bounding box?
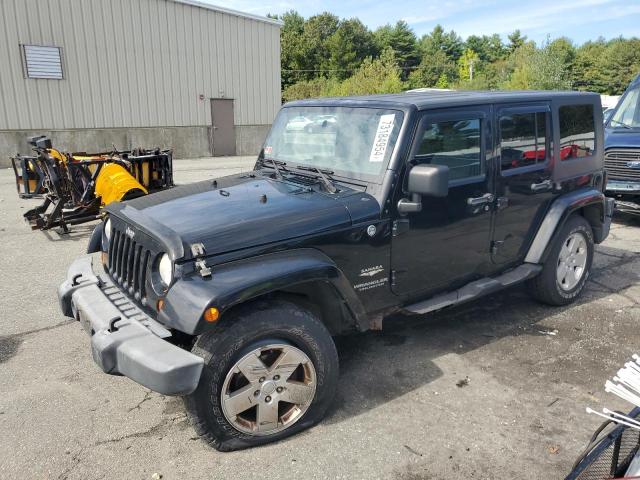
[210,98,236,156]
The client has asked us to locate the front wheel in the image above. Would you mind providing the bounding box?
[184,300,338,451]
[528,214,594,306]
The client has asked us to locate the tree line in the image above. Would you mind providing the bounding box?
[270,11,640,102]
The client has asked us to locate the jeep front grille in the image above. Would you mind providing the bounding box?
[107,227,151,304]
[604,148,640,180]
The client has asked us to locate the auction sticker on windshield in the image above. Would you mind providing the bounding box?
[369,114,396,163]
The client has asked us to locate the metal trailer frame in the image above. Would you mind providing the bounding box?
[565,407,640,480]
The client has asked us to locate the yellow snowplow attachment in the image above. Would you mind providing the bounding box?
[95,163,147,206]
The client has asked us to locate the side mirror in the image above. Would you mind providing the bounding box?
[397,164,449,214]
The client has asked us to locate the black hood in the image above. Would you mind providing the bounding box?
[108,173,380,261]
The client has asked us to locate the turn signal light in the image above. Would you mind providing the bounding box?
[101,251,108,265]
[204,307,219,323]
[157,298,165,311]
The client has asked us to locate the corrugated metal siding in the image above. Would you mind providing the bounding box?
[0,0,281,130]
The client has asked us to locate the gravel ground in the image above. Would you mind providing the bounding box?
[1,157,639,480]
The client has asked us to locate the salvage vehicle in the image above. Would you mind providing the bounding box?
[59,91,613,451]
[604,73,640,215]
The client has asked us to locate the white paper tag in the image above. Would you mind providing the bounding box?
[369,114,396,163]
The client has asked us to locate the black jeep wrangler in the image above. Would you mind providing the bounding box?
[59,91,614,451]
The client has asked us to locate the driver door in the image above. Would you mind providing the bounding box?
[391,107,496,298]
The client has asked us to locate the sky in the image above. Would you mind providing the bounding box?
[202,0,640,45]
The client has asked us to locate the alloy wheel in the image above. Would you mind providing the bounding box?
[556,232,588,291]
[221,343,317,436]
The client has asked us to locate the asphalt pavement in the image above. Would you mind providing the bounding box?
[1,156,639,480]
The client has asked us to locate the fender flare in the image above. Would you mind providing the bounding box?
[157,248,367,335]
[87,222,104,254]
[525,188,609,264]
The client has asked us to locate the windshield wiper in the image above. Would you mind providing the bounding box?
[295,164,338,194]
[610,119,633,130]
[260,158,287,178]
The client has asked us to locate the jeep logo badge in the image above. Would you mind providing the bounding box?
[627,161,640,169]
[125,226,135,239]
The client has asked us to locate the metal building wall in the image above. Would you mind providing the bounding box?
[0,0,282,131]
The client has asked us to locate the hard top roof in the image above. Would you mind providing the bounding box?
[286,90,600,110]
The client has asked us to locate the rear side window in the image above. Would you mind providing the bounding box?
[559,105,595,160]
[415,118,482,181]
[500,112,547,171]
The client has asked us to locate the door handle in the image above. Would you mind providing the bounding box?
[466,193,495,206]
[530,179,552,192]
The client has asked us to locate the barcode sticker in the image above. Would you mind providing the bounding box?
[369,114,396,163]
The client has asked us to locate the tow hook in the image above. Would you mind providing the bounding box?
[191,243,212,278]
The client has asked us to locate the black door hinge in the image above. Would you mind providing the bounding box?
[392,219,410,237]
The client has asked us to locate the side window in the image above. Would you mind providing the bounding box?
[559,104,595,160]
[500,111,547,171]
[415,118,482,181]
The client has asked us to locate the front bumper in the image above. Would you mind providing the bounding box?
[606,179,640,195]
[58,254,203,395]
[605,180,640,215]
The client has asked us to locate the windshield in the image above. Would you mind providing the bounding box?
[610,84,640,128]
[261,106,404,181]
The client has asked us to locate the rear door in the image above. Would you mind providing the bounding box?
[391,106,495,297]
[491,104,554,265]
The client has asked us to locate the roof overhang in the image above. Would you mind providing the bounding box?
[168,0,283,27]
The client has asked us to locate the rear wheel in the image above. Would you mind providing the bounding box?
[528,214,594,306]
[184,299,338,451]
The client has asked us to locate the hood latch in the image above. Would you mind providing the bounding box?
[191,243,212,278]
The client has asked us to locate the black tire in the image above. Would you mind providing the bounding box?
[184,299,338,451]
[528,214,594,306]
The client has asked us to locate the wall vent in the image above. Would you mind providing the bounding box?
[22,45,63,79]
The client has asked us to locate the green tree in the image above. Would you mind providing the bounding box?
[373,21,419,78]
[548,37,576,66]
[436,73,450,89]
[419,25,464,61]
[458,48,480,81]
[326,19,377,80]
[599,37,640,94]
[282,78,327,102]
[572,37,640,94]
[507,30,527,53]
[408,49,458,88]
[572,38,608,91]
[465,34,506,63]
[279,10,309,88]
[503,41,572,90]
[278,10,640,98]
[328,48,405,96]
[302,12,340,74]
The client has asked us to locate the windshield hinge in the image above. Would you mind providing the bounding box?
[191,243,212,278]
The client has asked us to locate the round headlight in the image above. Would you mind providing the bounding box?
[158,254,173,286]
[104,218,112,241]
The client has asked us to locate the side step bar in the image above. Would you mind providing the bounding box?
[402,263,542,315]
